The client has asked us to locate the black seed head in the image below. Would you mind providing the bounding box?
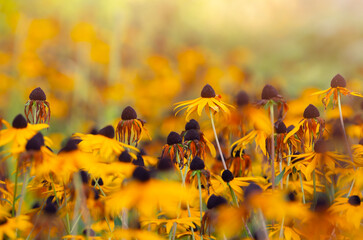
[26,134,43,151]
[12,114,27,129]
[119,151,132,163]
[29,87,47,100]
[330,74,347,88]
[157,157,174,171]
[89,128,98,135]
[207,194,228,209]
[98,125,115,139]
[82,228,96,237]
[59,139,79,153]
[314,194,330,212]
[133,155,145,166]
[185,119,200,131]
[261,84,278,100]
[314,139,327,154]
[303,104,320,119]
[44,199,57,215]
[201,84,216,98]
[91,178,103,186]
[287,125,295,133]
[221,169,234,182]
[167,131,182,145]
[287,191,297,202]
[79,170,89,184]
[274,120,287,134]
[121,106,137,120]
[236,90,249,107]
[132,167,150,182]
[348,195,361,206]
[359,139,363,145]
[0,218,8,225]
[184,129,200,141]
[190,156,205,170]
[244,183,262,199]
[93,189,100,200]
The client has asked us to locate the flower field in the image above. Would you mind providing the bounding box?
[1,0,363,239]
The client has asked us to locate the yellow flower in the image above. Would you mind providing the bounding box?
[0,207,32,240]
[0,114,48,154]
[330,195,363,230]
[107,229,165,240]
[312,74,363,109]
[116,106,151,146]
[174,84,233,120]
[75,125,138,162]
[105,167,190,217]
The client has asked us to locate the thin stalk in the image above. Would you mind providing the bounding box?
[12,160,19,217]
[228,183,239,207]
[279,160,283,189]
[299,172,306,204]
[197,171,204,240]
[337,93,354,164]
[210,110,227,170]
[269,104,275,190]
[313,169,316,205]
[93,178,113,233]
[16,168,29,217]
[279,217,285,239]
[63,184,71,234]
[285,146,292,188]
[347,178,355,197]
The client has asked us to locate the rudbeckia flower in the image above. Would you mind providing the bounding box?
[330,195,363,230]
[24,87,51,124]
[116,106,151,146]
[287,139,351,182]
[174,84,233,120]
[105,167,190,217]
[0,207,32,240]
[226,147,252,177]
[161,131,185,168]
[76,125,138,162]
[284,104,325,147]
[312,74,363,109]
[0,114,48,154]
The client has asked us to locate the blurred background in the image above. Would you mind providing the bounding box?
[1,0,363,149]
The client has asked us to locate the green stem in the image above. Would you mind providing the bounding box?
[279,217,285,239]
[197,171,203,240]
[210,110,227,170]
[337,93,354,164]
[12,160,19,217]
[313,169,316,205]
[347,178,355,197]
[299,171,306,204]
[285,146,292,188]
[93,178,113,233]
[269,104,275,190]
[228,183,239,207]
[16,168,29,217]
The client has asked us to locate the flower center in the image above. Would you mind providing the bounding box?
[132,167,151,182]
[261,84,278,100]
[236,90,249,107]
[330,74,346,88]
[121,106,137,120]
[190,156,205,170]
[29,87,47,100]
[12,114,28,129]
[221,169,234,182]
[167,131,182,145]
[98,125,115,138]
[303,104,320,119]
[274,120,287,134]
[201,84,216,98]
[185,119,200,131]
[348,195,361,206]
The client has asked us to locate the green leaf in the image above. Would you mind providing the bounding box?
[274,168,285,185]
[114,217,122,227]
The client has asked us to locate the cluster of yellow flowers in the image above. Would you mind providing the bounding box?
[0,73,362,240]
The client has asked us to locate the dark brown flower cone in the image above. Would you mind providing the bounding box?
[359,138,363,145]
[12,114,28,129]
[274,120,287,134]
[261,84,278,100]
[348,195,361,206]
[201,84,216,98]
[121,106,137,120]
[314,139,327,153]
[330,74,347,88]
[167,131,182,145]
[98,125,115,138]
[236,90,249,107]
[303,104,320,119]
[29,87,47,101]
